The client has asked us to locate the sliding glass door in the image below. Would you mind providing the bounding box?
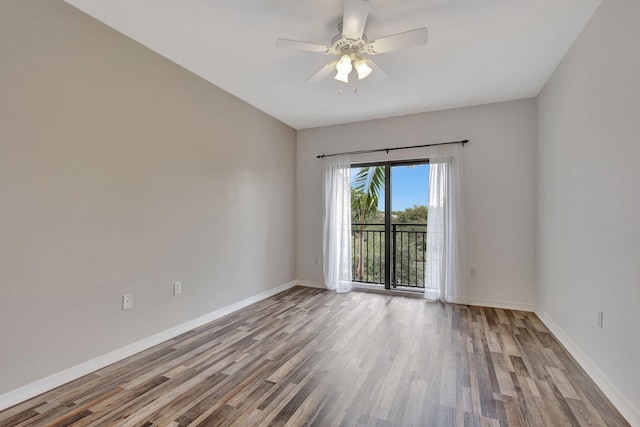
[350,160,429,290]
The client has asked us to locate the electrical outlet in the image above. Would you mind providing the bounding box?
[470,268,477,278]
[597,310,604,328]
[173,281,182,295]
[122,294,133,310]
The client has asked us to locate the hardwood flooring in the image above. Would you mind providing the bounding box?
[0,286,629,426]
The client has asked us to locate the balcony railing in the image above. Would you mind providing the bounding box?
[351,223,427,288]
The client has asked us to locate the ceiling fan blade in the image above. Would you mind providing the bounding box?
[367,27,428,54]
[306,60,339,84]
[342,0,370,40]
[276,38,331,53]
[365,58,388,83]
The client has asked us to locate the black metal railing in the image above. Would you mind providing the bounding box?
[351,223,427,288]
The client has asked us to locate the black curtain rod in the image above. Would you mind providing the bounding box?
[316,139,469,159]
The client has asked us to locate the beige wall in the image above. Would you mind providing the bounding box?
[297,99,538,309]
[0,0,296,394]
[537,0,640,423]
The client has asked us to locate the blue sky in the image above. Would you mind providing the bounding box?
[351,164,429,211]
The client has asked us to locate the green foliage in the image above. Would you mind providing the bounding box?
[351,166,385,224]
[393,205,428,225]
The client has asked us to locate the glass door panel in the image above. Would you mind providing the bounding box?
[391,164,429,288]
[351,166,385,285]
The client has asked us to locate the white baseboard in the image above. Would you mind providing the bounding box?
[466,298,536,312]
[0,280,298,412]
[296,280,326,289]
[536,309,639,427]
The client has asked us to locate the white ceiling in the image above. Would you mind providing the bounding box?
[65,0,600,130]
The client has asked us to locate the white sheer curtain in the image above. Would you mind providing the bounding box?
[424,145,466,302]
[323,155,352,293]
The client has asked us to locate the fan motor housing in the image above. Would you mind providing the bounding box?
[331,25,368,56]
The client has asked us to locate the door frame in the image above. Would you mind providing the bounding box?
[351,159,430,289]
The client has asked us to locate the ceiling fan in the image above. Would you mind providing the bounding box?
[276,0,428,84]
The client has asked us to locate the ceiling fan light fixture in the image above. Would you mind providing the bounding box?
[334,71,350,83]
[354,58,372,79]
[334,54,353,83]
[336,54,353,74]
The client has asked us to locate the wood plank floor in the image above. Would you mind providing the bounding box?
[0,286,629,426]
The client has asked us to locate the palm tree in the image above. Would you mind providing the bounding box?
[351,166,385,281]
